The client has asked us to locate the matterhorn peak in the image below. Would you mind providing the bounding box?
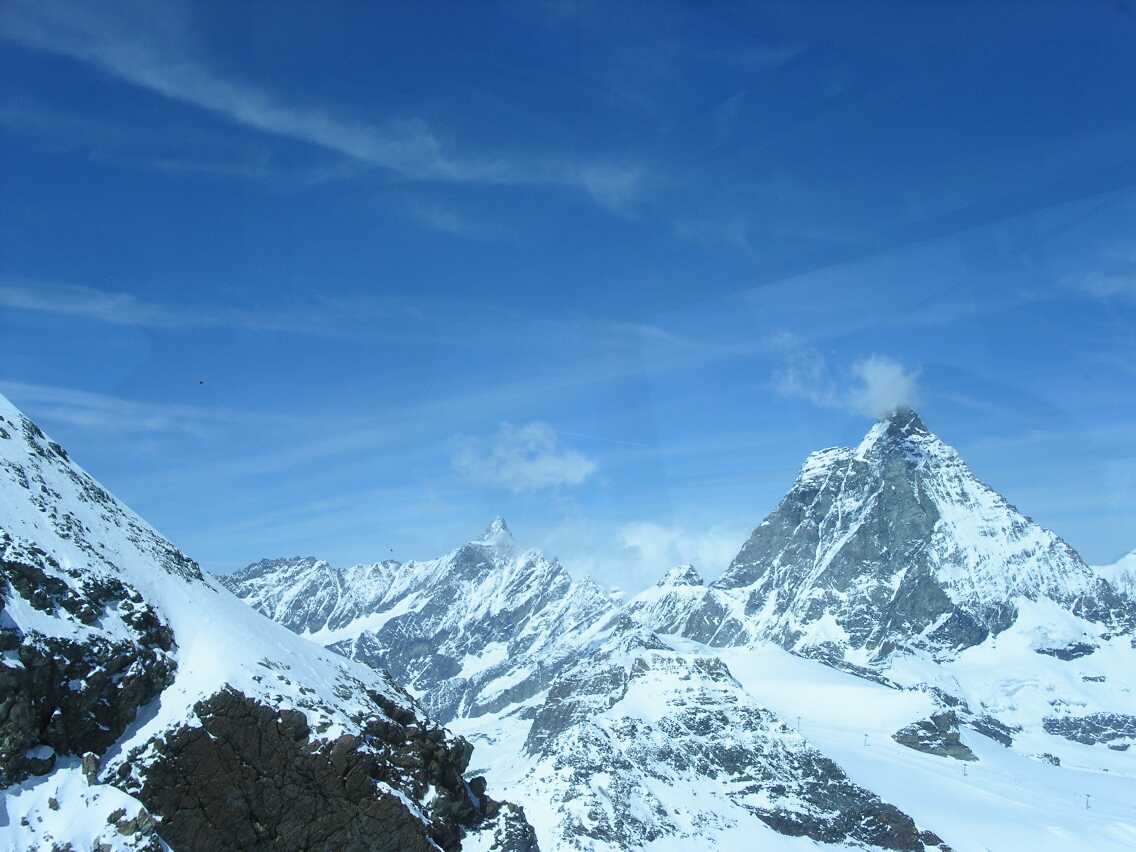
[883,404,927,432]
[657,563,704,587]
[855,405,934,460]
[475,515,514,552]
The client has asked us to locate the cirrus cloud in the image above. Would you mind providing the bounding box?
[452,422,597,492]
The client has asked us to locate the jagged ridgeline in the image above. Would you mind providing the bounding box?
[0,393,537,852]
[226,408,1136,851]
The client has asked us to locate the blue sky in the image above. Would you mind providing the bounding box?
[2,0,1135,589]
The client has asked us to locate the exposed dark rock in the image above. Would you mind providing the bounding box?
[1043,713,1136,745]
[0,548,177,787]
[82,751,100,784]
[462,801,541,851]
[967,715,1015,748]
[1035,642,1096,660]
[893,712,977,761]
[117,687,517,852]
[921,688,1015,747]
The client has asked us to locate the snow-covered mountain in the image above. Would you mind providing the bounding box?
[228,408,1136,851]
[222,517,617,722]
[0,393,534,851]
[1095,549,1136,599]
[629,408,1131,665]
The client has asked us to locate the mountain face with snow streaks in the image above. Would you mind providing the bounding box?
[0,393,532,852]
[223,517,617,723]
[632,408,1132,664]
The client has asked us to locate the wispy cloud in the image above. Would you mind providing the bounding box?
[616,521,745,577]
[0,278,438,339]
[105,317,761,485]
[1,280,189,328]
[1073,246,1136,302]
[542,516,749,589]
[452,422,598,492]
[0,0,646,211]
[0,380,267,436]
[847,356,921,418]
[774,347,920,418]
[405,199,509,240]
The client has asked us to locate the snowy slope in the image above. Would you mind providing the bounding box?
[716,637,1136,852]
[0,393,532,851]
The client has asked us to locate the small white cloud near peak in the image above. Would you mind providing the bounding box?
[848,355,920,419]
[774,347,920,420]
[452,421,597,493]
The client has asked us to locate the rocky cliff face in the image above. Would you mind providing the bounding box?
[0,393,530,851]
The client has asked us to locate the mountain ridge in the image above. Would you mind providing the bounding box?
[0,392,534,851]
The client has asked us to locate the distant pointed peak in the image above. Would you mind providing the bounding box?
[474,516,513,551]
[657,563,704,588]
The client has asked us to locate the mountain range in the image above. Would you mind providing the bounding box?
[220,407,1136,851]
[2,392,1134,850]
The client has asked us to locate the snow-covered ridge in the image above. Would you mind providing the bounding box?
[224,516,618,721]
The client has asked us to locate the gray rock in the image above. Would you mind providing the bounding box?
[1043,713,1136,746]
[893,711,978,761]
[81,751,100,785]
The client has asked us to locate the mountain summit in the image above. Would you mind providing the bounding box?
[477,516,514,551]
[635,409,1131,663]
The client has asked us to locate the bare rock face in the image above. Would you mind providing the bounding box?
[892,711,977,761]
[1042,713,1136,747]
[468,801,541,852]
[0,539,177,787]
[115,688,494,851]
